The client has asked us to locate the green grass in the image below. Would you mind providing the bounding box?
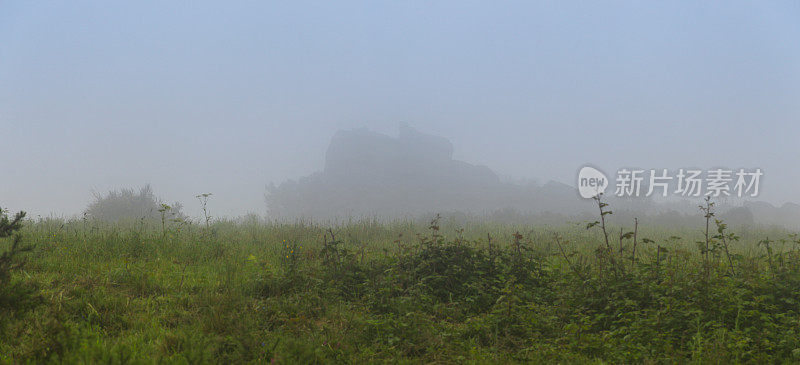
[2,213,800,363]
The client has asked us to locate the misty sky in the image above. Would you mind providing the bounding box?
[2,1,799,218]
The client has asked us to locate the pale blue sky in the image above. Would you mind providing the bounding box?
[1,1,799,217]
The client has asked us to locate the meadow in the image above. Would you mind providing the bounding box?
[2,198,800,363]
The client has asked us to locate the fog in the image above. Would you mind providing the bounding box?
[2,1,799,224]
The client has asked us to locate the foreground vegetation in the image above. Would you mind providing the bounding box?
[2,199,800,363]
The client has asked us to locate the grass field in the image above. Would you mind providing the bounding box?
[2,202,800,363]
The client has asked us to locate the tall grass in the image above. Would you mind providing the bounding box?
[2,199,800,363]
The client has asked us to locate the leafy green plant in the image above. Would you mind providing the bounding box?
[714,218,738,276]
[699,196,715,269]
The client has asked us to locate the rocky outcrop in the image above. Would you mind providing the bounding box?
[265,125,787,228]
[267,124,585,219]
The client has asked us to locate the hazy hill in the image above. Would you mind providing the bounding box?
[266,125,797,230]
[266,125,594,220]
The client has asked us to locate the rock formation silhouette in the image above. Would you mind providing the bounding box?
[265,125,786,227]
[266,124,588,220]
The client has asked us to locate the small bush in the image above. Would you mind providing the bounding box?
[85,184,185,223]
[0,207,39,329]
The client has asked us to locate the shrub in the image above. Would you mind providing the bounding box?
[0,208,27,287]
[85,185,185,223]
[0,207,39,325]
